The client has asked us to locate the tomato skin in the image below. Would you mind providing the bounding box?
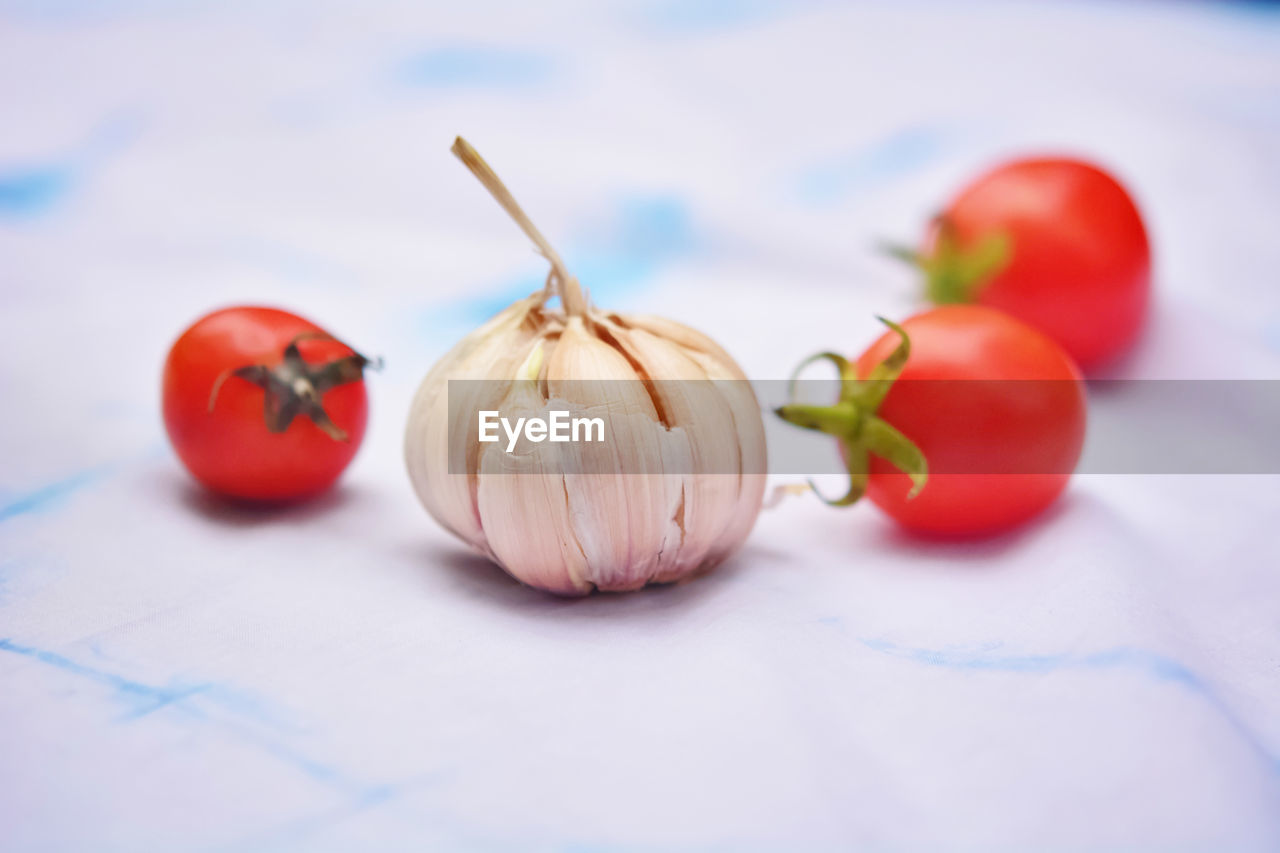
[162,307,368,501]
[856,305,1086,536]
[936,158,1150,371]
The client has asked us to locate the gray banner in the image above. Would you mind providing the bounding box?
[445,379,1280,475]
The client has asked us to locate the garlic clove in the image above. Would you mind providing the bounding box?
[593,319,745,576]
[600,314,767,575]
[474,348,593,595]
[613,313,747,378]
[542,316,679,589]
[476,442,592,597]
[405,295,542,553]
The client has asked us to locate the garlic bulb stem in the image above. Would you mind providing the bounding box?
[451,137,588,316]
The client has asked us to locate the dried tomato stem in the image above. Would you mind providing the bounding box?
[208,337,380,443]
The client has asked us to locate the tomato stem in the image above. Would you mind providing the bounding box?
[774,318,929,505]
[882,218,1012,305]
[207,334,380,442]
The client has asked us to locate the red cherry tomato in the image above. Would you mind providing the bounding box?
[856,305,1086,535]
[919,157,1150,371]
[162,306,374,501]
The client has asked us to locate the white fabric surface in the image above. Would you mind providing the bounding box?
[2,1,1279,849]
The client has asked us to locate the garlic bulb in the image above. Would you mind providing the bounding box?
[405,138,766,595]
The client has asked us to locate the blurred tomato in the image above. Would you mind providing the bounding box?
[916,157,1150,371]
[162,306,374,501]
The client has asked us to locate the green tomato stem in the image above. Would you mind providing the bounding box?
[774,318,929,506]
[881,218,1013,305]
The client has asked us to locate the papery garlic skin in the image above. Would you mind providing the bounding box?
[406,299,767,596]
[406,138,765,595]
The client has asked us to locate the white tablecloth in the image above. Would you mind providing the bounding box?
[3,1,1279,849]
